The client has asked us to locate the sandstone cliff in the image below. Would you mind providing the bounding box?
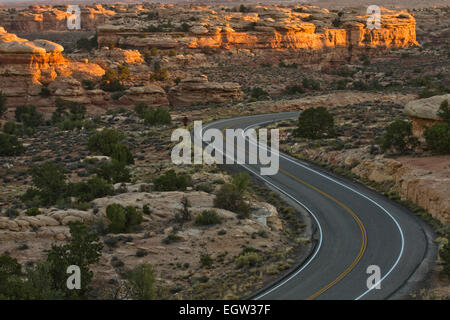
[168,75,243,107]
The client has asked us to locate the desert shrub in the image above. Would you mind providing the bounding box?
[213,184,250,219]
[45,221,103,298]
[110,143,134,165]
[200,254,213,268]
[150,68,169,81]
[5,208,19,218]
[424,123,450,154]
[284,85,305,95]
[69,176,114,203]
[96,159,131,183]
[25,162,67,205]
[175,196,191,222]
[168,49,177,57]
[0,253,28,299]
[106,203,143,233]
[438,99,450,125]
[335,79,349,90]
[143,204,151,215]
[39,87,51,97]
[440,235,450,276]
[15,105,43,129]
[235,252,260,268]
[101,79,125,92]
[0,91,7,118]
[25,207,41,216]
[117,64,130,80]
[0,133,24,156]
[195,210,221,226]
[82,79,95,90]
[295,107,335,139]
[2,121,16,135]
[144,107,171,125]
[153,170,191,191]
[52,99,86,126]
[162,233,182,244]
[352,80,369,91]
[76,36,97,51]
[87,129,133,164]
[231,172,250,193]
[179,22,190,32]
[134,102,148,118]
[381,120,418,154]
[302,78,321,90]
[126,263,156,300]
[249,87,268,99]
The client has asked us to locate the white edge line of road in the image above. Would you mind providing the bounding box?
[242,116,406,300]
[200,117,324,300]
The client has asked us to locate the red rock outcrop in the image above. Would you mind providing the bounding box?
[404,94,449,139]
[0,4,116,33]
[168,75,243,107]
[97,5,418,65]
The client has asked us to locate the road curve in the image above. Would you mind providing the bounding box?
[201,112,435,300]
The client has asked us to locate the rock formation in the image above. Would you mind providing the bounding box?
[168,75,243,107]
[0,4,116,33]
[97,5,418,65]
[404,94,449,138]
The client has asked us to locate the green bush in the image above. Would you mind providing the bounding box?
[87,128,125,156]
[0,90,7,118]
[2,121,16,135]
[381,120,418,154]
[96,160,131,183]
[153,170,191,191]
[39,87,51,97]
[26,162,67,205]
[45,221,103,298]
[25,207,41,216]
[284,85,305,95]
[126,263,156,300]
[81,79,95,90]
[117,64,130,80]
[295,107,335,139]
[213,184,250,219]
[0,133,24,156]
[15,105,43,129]
[106,203,143,233]
[195,210,222,226]
[440,235,450,276]
[76,36,97,51]
[69,176,114,203]
[302,78,321,90]
[110,143,134,165]
[424,123,450,154]
[231,172,250,193]
[200,253,213,268]
[144,107,171,125]
[235,252,260,268]
[438,99,450,125]
[150,68,169,81]
[101,79,125,92]
[249,87,268,99]
[5,208,19,218]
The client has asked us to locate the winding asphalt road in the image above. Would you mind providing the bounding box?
[200,111,436,300]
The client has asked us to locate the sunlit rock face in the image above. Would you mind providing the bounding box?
[0,4,116,33]
[0,27,104,109]
[96,5,418,65]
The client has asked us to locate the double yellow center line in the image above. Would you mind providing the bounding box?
[219,123,367,299]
